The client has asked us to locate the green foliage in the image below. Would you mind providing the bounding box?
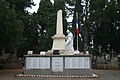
[89,48,101,56]
[0,1,24,53]
[21,15,39,54]
[0,0,33,56]
[35,0,56,51]
[5,0,34,14]
[90,0,120,51]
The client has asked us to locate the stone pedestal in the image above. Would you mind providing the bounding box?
[52,35,65,50]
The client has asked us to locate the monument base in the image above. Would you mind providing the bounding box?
[24,54,91,71]
[18,54,99,78]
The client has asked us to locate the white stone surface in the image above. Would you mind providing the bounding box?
[52,10,65,51]
[52,57,63,72]
[26,57,50,69]
[40,51,46,55]
[74,50,80,54]
[25,56,91,70]
[56,10,63,35]
[27,51,33,55]
[65,30,74,52]
[65,57,90,69]
[52,37,65,50]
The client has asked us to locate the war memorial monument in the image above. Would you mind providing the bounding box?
[16,10,98,78]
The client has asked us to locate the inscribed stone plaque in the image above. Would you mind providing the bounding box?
[65,57,90,69]
[52,57,63,72]
[39,57,50,69]
[26,57,50,69]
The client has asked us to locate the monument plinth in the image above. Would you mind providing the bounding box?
[52,10,65,51]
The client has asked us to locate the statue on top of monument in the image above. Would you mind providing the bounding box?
[65,28,74,52]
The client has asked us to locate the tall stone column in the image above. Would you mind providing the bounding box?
[56,10,63,35]
[52,10,65,51]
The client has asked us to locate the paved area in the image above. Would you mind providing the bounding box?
[23,69,94,76]
[0,69,120,80]
[94,70,120,80]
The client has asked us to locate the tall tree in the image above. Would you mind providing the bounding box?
[0,0,34,56]
[35,0,56,51]
[0,0,24,55]
[90,0,120,52]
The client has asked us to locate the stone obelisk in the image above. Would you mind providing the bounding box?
[52,10,65,51]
